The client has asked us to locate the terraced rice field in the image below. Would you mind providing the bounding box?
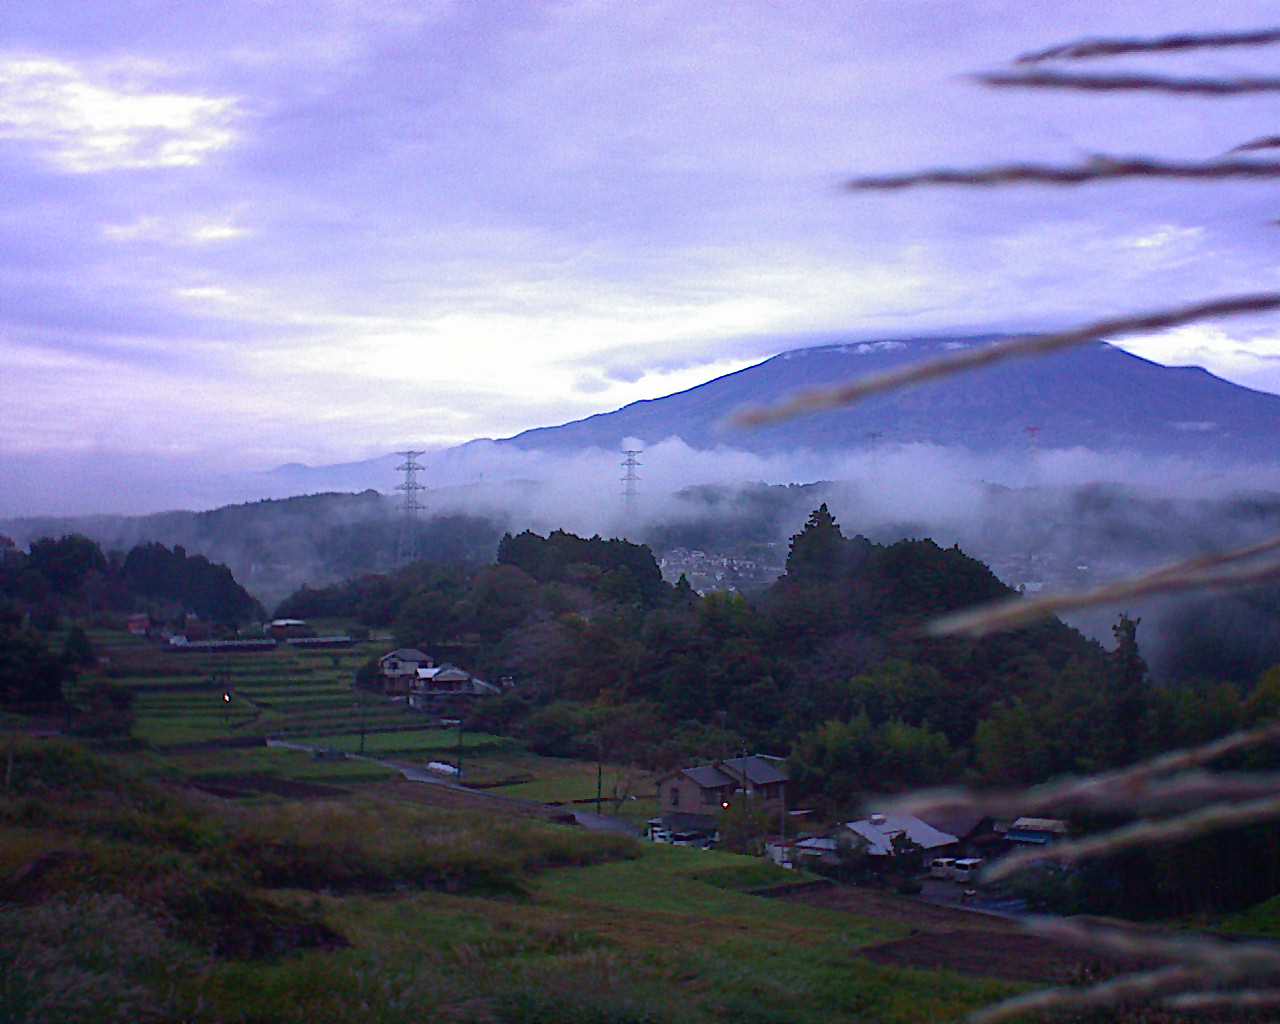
[90,635,415,747]
[85,629,655,809]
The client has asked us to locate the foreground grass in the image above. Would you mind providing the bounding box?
[1,737,1016,1023]
[1214,894,1280,938]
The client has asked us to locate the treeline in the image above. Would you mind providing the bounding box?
[0,534,263,628]
[283,507,1280,916]
[275,507,1138,783]
[275,506,1280,804]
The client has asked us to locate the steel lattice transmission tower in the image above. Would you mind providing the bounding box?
[395,449,427,565]
[620,449,642,513]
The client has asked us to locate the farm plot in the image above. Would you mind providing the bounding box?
[458,750,659,822]
[292,728,516,758]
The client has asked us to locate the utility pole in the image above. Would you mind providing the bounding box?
[353,699,367,755]
[456,715,464,782]
[395,449,427,566]
[595,733,604,816]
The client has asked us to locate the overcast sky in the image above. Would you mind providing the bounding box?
[4,1,1280,514]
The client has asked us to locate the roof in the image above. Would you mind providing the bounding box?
[659,753,789,790]
[720,754,789,786]
[843,815,959,856]
[270,618,307,627]
[659,812,717,832]
[683,765,735,789]
[919,812,987,840]
[1011,817,1069,834]
[380,648,430,664]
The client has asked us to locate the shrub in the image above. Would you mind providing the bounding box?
[0,894,200,1023]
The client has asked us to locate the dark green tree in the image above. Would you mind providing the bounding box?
[1111,614,1151,759]
[61,625,95,667]
[0,625,70,705]
[27,535,107,594]
[785,504,845,583]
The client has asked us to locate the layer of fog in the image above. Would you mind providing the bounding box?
[5,435,1279,681]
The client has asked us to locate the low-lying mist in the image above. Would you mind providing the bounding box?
[4,436,1279,682]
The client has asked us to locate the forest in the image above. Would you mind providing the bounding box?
[0,534,263,628]
[281,509,1278,787]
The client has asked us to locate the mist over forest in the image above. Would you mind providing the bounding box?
[6,443,1280,683]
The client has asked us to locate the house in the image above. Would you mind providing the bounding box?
[378,648,433,695]
[285,635,355,649]
[182,614,212,641]
[268,618,312,640]
[655,754,790,834]
[918,812,1000,857]
[840,813,959,858]
[1006,817,1069,847]
[408,664,500,707]
[791,835,841,868]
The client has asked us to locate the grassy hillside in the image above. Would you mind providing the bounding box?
[0,738,1015,1023]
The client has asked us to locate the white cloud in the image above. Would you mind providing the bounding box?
[103,216,249,243]
[0,55,239,172]
[1126,226,1204,251]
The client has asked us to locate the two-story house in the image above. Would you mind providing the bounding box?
[378,648,433,695]
[654,754,790,835]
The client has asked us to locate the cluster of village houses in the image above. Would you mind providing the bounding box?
[369,655,1070,878]
[649,754,1068,877]
[373,647,503,708]
[140,614,1068,877]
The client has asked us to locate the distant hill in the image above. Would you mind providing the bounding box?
[500,338,1280,461]
[0,491,505,611]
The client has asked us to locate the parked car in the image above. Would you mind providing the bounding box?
[929,857,956,879]
[952,857,984,882]
[670,831,710,848]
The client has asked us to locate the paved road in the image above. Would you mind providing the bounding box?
[915,877,1028,919]
[565,808,642,836]
[265,738,640,834]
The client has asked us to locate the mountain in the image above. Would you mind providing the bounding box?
[500,338,1280,461]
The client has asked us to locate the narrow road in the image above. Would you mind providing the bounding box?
[265,738,640,834]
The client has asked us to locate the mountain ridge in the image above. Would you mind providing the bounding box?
[496,336,1280,461]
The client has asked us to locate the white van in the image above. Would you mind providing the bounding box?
[952,857,984,882]
[929,857,957,879]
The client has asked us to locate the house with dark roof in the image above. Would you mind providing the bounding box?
[378,648,434,695]
[1006,817,1069,847]
[655,755,790,833]
[408,664,500,706]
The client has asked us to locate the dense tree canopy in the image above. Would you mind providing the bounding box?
[0,536,262,627]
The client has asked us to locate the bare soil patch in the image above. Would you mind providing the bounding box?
[189,774,348,799]
[377,778,579,824]
[859,929,1157,983]
[780,882,1019,932]
[775,883,1160,982]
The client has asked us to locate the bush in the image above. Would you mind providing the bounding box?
[0,894,200,1023]
[223,802,636,895]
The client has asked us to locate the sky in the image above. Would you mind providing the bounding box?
[4,1,1280,516]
